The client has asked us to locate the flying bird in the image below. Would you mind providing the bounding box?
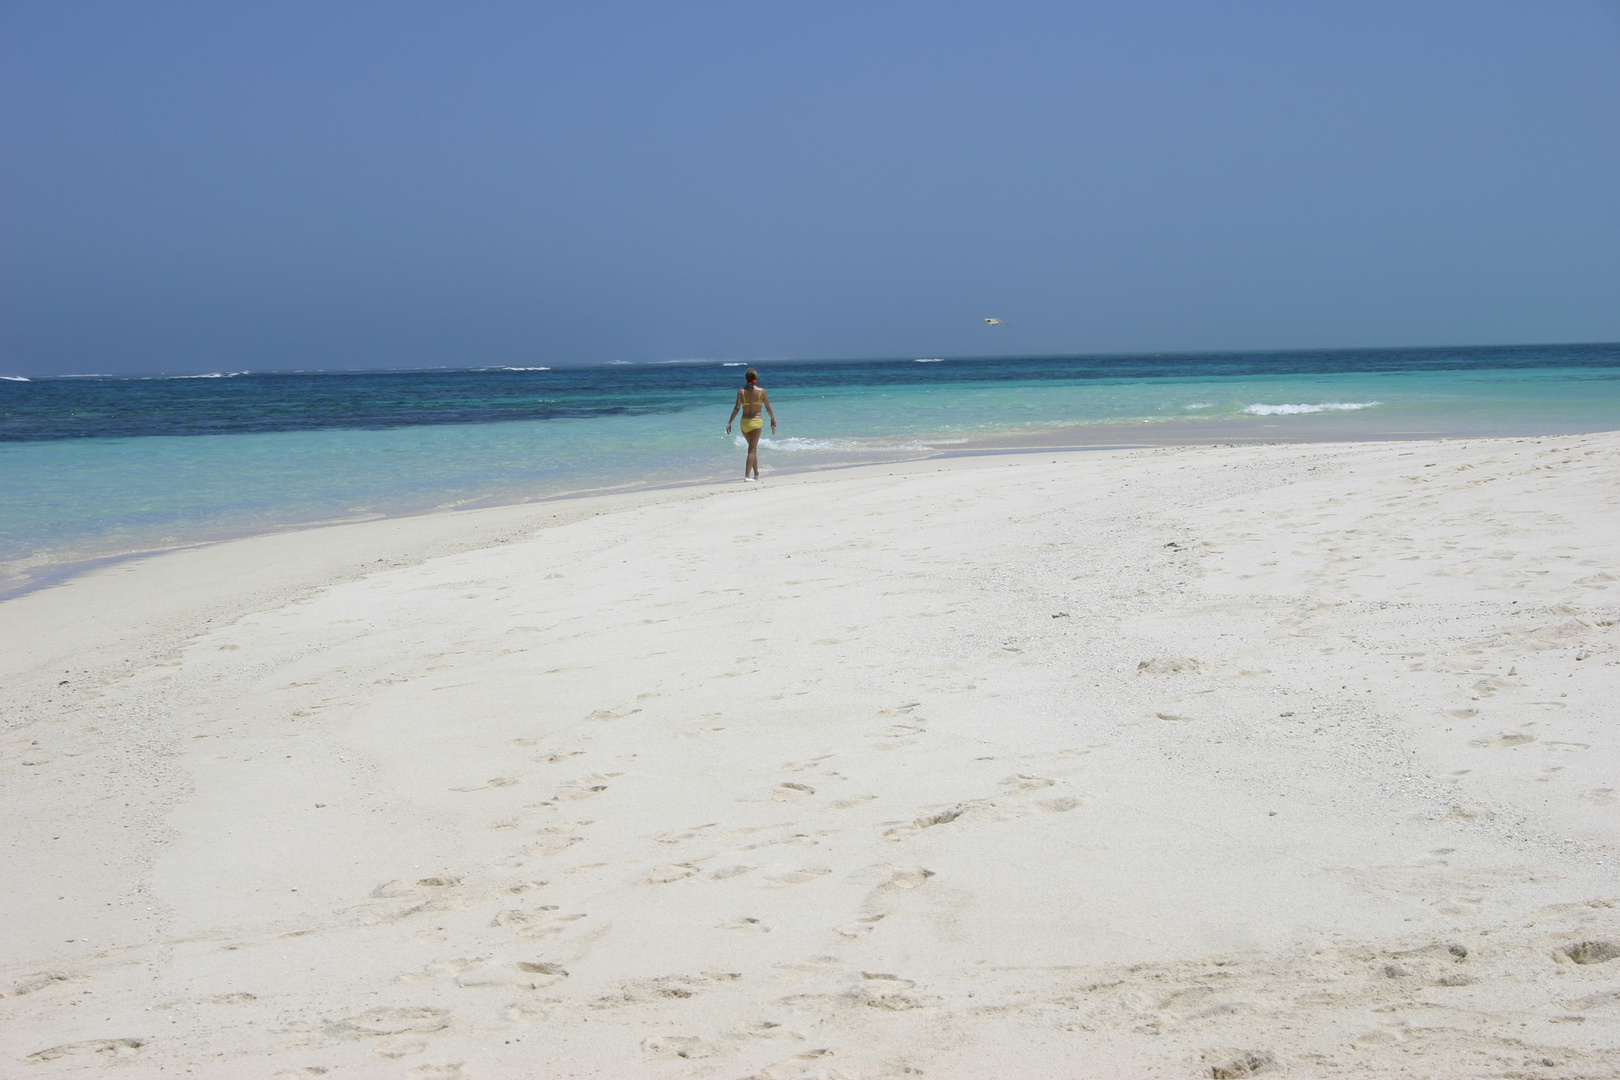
[984,317,1007,327]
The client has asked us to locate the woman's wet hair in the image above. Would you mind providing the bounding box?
[745,369,758,383]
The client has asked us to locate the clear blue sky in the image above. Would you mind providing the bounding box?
[2,2,1616,374]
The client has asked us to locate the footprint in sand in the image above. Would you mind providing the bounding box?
[1470,729,1536,749]
[883,806,964,841]
[1207,1050,1275,1079]
[641,1034,728,1060]
[328,1006,450,1038]
[27,1039,146,1063]
[506,1000,556,1023]
[1559,941,1620,965]
[396,957,490,983]
[593,972,740,1007]
[372,876,463,899]
[449,961,513,988]
[849,864,935,890]
[521,822,590,856]
[781,755,833,772]
[829,795,877,809]
[491,908,557,927]
[755,1050,834,1079]
[885,866,935,889]
[1580,788,1617,805]
[771,782,815,802]
[859,971,922,1009]
[515,961,568,989]
[719,916,770,933]
[834,915,885,939]
[405,1065,462,1080]
[372,1036,428,1058]
[1000,774,1056,794]
[766,867,832,886]
[12,972,81,996]
[554,774,614,801]
[728,1019,798,1043]
[647,864,701,884]
[1138,657,1202,675]
[451,776,521,791]
[492,908,587,939]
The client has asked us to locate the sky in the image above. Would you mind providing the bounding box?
[2,2,1617,374]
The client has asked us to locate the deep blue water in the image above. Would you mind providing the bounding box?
[5,343,1619,441]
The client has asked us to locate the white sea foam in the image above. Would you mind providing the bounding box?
[914,358,944,363]
[1,375,30,382]
[1243,401,1381,416]
[741,435,945,453]
[170,371,250,379]
[721,362,746,367]
[606,360,634,366]
[1183,402,1214,410]
[496,366,550,371]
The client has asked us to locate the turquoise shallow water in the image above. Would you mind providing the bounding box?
[3,346,1618,592]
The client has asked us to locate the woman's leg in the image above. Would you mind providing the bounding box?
[744,427,761,478]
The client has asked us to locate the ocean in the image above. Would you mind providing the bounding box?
[4,343,1618,595]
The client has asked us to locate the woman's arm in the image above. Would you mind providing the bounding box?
[725,390,742,433]
[763,390,777,430]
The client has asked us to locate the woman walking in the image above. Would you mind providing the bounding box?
[724,368,776,482]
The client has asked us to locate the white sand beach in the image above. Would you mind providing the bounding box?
[4,434,1618,1079]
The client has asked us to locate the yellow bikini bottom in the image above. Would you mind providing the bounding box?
[740,416,764,433]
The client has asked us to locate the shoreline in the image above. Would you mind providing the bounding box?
[8,414,1614,602]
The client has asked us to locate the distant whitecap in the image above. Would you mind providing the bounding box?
[1,375,30,382]
[1244,401,1381,415]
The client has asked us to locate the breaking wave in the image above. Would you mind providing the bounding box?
[738,435,957,453]
[1243,401,1381,416]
